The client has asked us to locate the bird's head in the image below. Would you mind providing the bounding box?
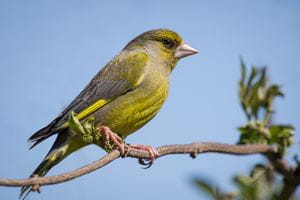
[125,29,198,71]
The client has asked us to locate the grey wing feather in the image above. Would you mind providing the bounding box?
[54,79,131,128]
[28,75,133,147]
[28,51,148,148]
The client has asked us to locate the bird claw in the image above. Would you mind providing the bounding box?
[128,144,159,168]
[97,127,158,167]
[98,126,125,155]
[138,158,154,169]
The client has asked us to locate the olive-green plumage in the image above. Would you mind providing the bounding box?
[20,29,197,199]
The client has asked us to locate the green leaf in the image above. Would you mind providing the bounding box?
[193,178,237,200]
[269,125,294,155]
[193,179,217,199]
[68,112,99,144]
[247,67,257,91]
[234,164,277,200]
[238,121,270,145]
[239,57,247,88]
[68,111,85,135]
[238,61,285,123]
[82,116,95,135]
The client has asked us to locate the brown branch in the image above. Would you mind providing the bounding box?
[267,153,300,200]
[0,142,275,188]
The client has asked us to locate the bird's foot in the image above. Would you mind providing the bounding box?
[128,144,159,168]
[98,126,125,155]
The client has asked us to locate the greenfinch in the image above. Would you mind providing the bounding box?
[20,29,198,199]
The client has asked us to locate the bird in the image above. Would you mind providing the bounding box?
[20,28,198,199]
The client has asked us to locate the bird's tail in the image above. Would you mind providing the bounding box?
[19,132,82,200]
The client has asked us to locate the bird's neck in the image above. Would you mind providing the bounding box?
[124,43,178,76]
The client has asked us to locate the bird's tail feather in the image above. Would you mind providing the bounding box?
[28,116,63,149]
[20,132,74,200]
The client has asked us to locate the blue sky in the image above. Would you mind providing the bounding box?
[0,1,299,199]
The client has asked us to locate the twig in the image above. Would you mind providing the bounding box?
[0,142,275,187]
[267,153,300,200]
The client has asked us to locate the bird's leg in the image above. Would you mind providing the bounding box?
[128,144,159,168]
[98,126,125,155]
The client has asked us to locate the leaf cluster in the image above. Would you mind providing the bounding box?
[238,60,294,156]
[193,60,299,200]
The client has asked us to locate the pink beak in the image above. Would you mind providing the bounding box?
[175,42,198,59]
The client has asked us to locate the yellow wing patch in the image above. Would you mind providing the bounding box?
[61,99,108,129]
[76,99,108,120]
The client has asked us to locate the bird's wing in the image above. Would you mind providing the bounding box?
[28,52,149,148]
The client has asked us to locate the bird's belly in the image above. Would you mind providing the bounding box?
[94,79,169,138]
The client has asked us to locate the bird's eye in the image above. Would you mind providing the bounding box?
[161,38,175,48]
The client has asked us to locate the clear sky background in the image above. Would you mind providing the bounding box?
[0,1,299,199]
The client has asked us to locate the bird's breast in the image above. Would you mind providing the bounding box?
[95,74,169,137]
